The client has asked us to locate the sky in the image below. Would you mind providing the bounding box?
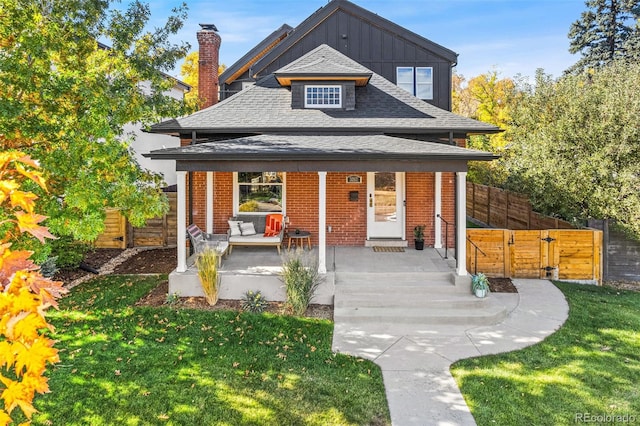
[152,0,588,81]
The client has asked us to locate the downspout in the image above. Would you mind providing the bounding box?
[189,130,196,226]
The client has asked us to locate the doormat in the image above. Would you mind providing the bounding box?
[372,246,405,252]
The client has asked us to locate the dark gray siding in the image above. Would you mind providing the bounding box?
[256,9,453,111]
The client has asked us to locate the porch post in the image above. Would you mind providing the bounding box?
[318,171,327,274]
[456,172,467,276]
[434,172,442,249]
[206,172,213,234]
[176,171,188,273]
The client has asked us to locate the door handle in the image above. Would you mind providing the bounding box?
[369,193,373,207]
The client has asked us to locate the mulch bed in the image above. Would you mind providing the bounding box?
[488,277,518,293]
[136,280,333,320]
[54,248,124,282]
[113,248,177,274]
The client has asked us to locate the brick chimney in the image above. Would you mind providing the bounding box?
[197,23,221,109]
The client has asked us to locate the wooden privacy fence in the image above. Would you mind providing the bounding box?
[94,192,177,249]
[467,229,603,283]
[467,183,574,230]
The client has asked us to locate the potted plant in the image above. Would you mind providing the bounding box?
[413,225,425,250]
[471,273,490,298]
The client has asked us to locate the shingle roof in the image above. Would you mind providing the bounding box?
[145,134,497,162]
[150,45,499,135]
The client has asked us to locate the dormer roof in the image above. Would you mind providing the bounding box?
[274,45,372,86]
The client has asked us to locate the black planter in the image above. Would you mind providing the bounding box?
[415,240,424,250]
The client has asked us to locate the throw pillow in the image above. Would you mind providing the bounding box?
[240,222,257,236]
[228,220,242,237]
[264,214,283,237]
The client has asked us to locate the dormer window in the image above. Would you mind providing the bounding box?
[305,85,342,108]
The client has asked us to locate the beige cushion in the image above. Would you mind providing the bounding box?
[228,220,242,237]
[229,235,282,244]
[240,222,257,236]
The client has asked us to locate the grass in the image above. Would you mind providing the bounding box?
[31,275,390,425]
[451,282,640,426]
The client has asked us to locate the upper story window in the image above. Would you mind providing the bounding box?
[305,85,342,108]
[396,67,433,100]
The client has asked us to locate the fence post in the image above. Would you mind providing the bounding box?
[603,219,609,281]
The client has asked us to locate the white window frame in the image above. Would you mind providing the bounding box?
[304,85,342,108]
[396,66,433,100]
[233,172,286,216]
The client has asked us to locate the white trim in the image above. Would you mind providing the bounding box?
[233,172,286,216]
[304,85,342,108]
[206,172,213,234]
[456,172,467,276]
[176,171,187,273]
[318,171,327,274]
[434,172,442,248]
[366,172,405,239]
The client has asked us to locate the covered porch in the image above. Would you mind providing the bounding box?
[143,134,497,289]
[168,245,462,304]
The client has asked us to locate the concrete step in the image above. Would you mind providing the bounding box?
[334,292,486,309]
[336,271,456,286]
[333,303,508,327]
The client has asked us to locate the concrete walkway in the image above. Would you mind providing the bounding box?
[332,278,569,426]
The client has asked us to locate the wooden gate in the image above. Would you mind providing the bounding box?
[95,193,177,248]
[467,229,603,283]
[94,208,127,249]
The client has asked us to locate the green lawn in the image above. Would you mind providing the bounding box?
[451,282,640,426]
[32,275,390,425]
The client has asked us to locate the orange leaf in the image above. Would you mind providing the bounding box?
[0,248,36,287]
[26,275,67,309]
[13,211,56,243]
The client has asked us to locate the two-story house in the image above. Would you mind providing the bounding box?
[145,0,499,287]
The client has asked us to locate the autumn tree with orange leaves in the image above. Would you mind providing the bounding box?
[0,151,67,425]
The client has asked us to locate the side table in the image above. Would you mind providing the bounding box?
[287,231,312,250]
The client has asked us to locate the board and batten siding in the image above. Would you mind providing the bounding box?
[228,9,453,110]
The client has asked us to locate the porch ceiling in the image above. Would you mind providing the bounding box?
[144,134,497,172]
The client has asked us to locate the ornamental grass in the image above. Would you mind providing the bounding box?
[196,248,219,305]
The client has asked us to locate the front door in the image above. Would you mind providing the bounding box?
[367,172,405,239]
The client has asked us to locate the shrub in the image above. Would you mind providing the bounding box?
[280,249,322,316]
[239,200,259,212]
[241,290,269,313]
[50,236,90,268]
[39,256,59,278]
[196,248,219,305]
[165,292,180,306]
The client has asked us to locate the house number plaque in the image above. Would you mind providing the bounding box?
[346,175,362,183]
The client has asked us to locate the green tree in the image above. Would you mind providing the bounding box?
[568,0,640,73]
[0,0,192,242]
[452,71,520,185]
[505,62,640,236]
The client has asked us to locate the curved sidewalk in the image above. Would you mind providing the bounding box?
[332,279,569,426]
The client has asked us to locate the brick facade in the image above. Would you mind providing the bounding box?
[186,171,458,248]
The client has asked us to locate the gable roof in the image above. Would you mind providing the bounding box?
[149,44,498,136]
[218,24,293,86]
[223,0,457,86]
[274,44,372,86]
